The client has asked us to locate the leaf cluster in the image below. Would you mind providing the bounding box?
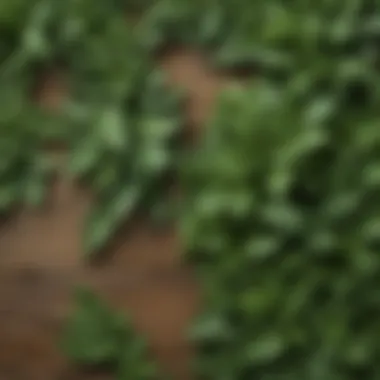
[63,17,183,255]
[62,287,165,380]
[181,66,380,379]
[0,0,184,256]
[138,0,380,76]
[0,79,56,213]
[5,1,380,379]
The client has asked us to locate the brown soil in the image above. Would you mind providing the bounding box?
[160,49,228,132]
[0,49,226,380]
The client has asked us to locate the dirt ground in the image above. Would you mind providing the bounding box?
[0,50,226,380]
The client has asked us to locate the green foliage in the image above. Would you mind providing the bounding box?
[63,16,183,256]
[0,79,55,212]
[62,287,162,380]
[63,17,182,254]
[181,68,380,378]
[5,1,380,379]
[62,288,126,365]
[138,0,380,76]
[0,0,183,256]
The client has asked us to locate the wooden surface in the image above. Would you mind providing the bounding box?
[0,50,227,380]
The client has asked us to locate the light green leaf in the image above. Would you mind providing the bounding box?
[84,185,140,256]
[245,334,285,364]
[97,107,127,151]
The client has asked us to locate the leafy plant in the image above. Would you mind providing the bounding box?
[137,0,380,77]
[6,1,380,379]
[0,0,185,256]
[0,0,63,216]
[181,69,380,379]
[62,18,183,257]
[0,77,57,213]
[37,0,185,257]
[62,287,162,380]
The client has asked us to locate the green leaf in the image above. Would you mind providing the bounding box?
[190,313,234,343]
[84,185,140,256]
[245,334,285,364]
[24,154,53,207]
[62,287,160,379]
[182,72,380,378]
[68,135,101,178]
[0,185,17,212]
[96,106,127,151]
[61,287,126,365]
[245,236,281,260]
[117,338,157,380]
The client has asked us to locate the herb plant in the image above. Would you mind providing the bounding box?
[138,0,380,77]
[0,0,184,256]
[62,287,163,380]
[4,1,380,379]
[182,71,380,379]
